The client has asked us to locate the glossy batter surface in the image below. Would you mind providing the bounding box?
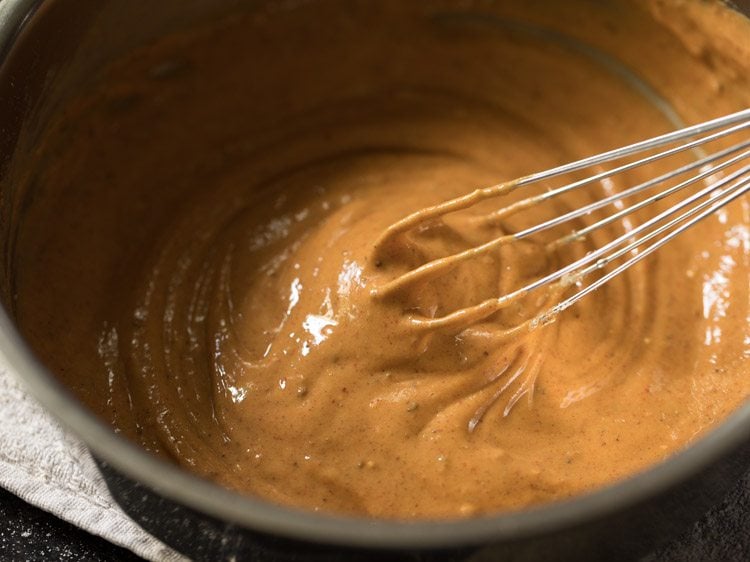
[13,0,750,518]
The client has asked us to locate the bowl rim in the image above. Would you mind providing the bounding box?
[1,0,750,550]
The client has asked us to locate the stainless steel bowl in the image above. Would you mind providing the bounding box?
[0,1,748,560]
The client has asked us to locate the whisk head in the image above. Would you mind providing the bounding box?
[370,108,750,336]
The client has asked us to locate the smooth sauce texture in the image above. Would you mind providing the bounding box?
[13,0,750,518]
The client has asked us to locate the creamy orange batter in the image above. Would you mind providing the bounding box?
[11,0,750,518]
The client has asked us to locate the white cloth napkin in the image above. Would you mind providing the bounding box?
[0,350,187,562]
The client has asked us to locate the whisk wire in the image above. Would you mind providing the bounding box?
[481,118,750,226]
[513,108,750,187]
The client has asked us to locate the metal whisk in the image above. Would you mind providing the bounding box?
[370,108,750,333]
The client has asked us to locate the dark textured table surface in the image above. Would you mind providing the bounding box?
[0,486,141,561]
[1,469,749,562]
